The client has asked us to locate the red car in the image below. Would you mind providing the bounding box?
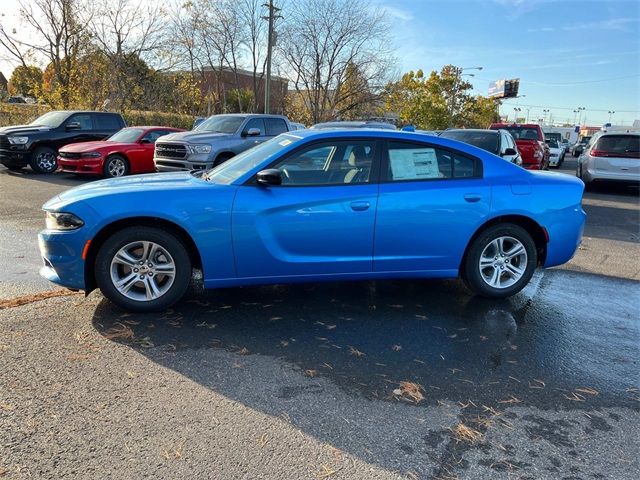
[489,123,549,170]
[58,126,185,178]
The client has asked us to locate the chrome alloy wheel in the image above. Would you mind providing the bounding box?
[107,158,126,177]
[478,236,528,289]
[110,241,176,301]
[36,151,57,172]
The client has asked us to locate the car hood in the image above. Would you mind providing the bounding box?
[157,131,232,143]
[43,172,213,210]
[59,141,133,152]
[0,124,52,135]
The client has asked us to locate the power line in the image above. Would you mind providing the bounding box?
[522,74,640,87]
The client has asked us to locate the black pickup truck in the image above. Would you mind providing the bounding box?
[0,111,126,173]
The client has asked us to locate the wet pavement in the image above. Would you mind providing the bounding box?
[1,163,639,478]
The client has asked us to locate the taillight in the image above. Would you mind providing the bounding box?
[590,149,605,157]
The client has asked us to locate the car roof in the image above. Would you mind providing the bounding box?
[442,128,499,135]
[597,131,639,137]
[204,113,288,119]
[491,123,540,128]
[123,126,183,130]
[312,121,396,130]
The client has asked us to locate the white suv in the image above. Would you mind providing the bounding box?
[577,132,640,186]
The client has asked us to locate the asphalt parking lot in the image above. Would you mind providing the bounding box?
[1,159,639,479]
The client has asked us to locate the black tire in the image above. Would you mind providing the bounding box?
[103,154,129,178]
[213,152,234,167]
[29,146,58,173]
[462,224,537,298]
[95,226,192,312]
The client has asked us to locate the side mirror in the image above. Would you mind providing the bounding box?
[502,148,517,156]
[242,127,261,137]
[140,138,152,144]
[256,169,282,186]
[65,122,81,131]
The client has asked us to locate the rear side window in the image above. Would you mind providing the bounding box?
[95,114,122,130]
[385,141,481,181]
[595,135,640,156]
[265,118,288,136]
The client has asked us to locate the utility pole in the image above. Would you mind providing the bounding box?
[262,0,281,114]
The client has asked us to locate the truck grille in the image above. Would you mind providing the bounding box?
[156,143,187,159]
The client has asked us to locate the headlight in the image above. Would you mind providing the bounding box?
[81,152,102,158]
[8,136,28,145]
[45,212,84,231]
[189,144,212,154]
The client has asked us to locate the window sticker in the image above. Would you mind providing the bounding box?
[389,148,440,180]
[279,139,292,146]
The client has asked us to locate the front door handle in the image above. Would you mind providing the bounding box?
[350,201,370,211]
[464,194,482,203]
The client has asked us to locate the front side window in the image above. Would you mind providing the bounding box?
[385,141,480,181]
[68,114,93,130]
[272,140,376,186]
[244,118,266,135]
[141,129,172,143]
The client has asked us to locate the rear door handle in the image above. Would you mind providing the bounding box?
[464,194,482,203]
[350,201,370,211]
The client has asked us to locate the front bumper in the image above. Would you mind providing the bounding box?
[155,157,212,172]
[38,230,87,290]
[58,156,104,175]
[0,148,30,167]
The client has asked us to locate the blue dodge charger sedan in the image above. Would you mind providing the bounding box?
[39,129,586,311]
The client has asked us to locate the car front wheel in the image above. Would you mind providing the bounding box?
[462,224,537,298]
[30,146,58,173]
[95,227,192,311]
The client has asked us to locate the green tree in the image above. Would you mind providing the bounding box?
[8,65,43,98]
[384,65,497,129]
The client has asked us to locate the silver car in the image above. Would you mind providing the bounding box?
[577,132,640,186]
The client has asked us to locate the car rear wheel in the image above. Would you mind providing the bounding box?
[30,146,58,173]
[95,227,191,312]
[103,155,129,178]
[462,224,537,298]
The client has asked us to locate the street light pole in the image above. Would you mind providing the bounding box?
[448,66,482,127]
[263,0,281,114]
[608,110,615,123]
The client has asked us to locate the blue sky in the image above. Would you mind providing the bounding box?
[376,0,639,126]
[2,0,638,125]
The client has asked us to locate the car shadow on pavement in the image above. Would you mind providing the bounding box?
[89,273,639,476]
[90,273,637,410]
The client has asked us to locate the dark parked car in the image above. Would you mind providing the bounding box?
[440,129,522,165]
[7,96,27,104]
[0,111,126,173]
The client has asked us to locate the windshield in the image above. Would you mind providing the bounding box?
[440,131,499,154]
[107,128,143,143]
[501,126,540,141]
[195,115,245,134]
[30,111,69,128]
[204,135,300,184]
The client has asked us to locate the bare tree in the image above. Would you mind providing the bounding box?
[0,0,88,107]
[88,0,170,109]
[238,0,268,112]
[277,0,395,124]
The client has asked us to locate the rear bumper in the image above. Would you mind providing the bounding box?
[582,166,640,184]
[58,156,103,175]
[543,206,587,268]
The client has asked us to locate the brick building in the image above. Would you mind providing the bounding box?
[199,66,288,115]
